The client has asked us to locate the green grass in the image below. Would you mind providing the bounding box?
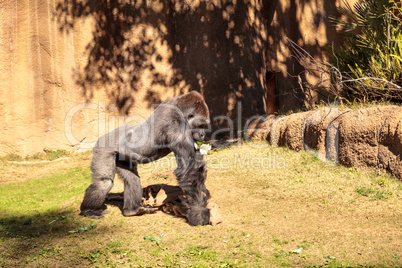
[0,166,89,214]
[0,142,401,267]
[355,186,394,200]
[2,148,70,162]
[273,238,289,245]
[355,186,375,196]
[179,245,220,261]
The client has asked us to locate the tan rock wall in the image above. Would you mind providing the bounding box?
[247,106,402,180]
[0,0,357,156]
[1,0,273,155]
[0,0,93,155]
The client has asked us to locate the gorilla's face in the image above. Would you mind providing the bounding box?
[188,114,210,142]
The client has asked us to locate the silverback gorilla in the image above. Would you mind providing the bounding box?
[80,91,211,225]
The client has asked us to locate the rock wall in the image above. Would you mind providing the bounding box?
[0,0,95,155]
[0,0,273,155]
[247,106,402,180]
[0,0,356,156]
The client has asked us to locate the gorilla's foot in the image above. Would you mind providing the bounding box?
[123,206,158,216]
[80,209,109,219]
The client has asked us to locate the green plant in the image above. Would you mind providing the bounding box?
[144,234,164,246]
[49,215,67,224]
[274,250,292,259]
[377,178,388,187]
[355,186,374,196]
[329,0,402,102]
[46,149,70,161]
[69,223,96,233]
[297,240,314,250]
[2,153,23,161]
[373,190,393,199]
[273,238,289,245]
[355,186,393,199]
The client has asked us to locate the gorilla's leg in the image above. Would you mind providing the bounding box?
[80,148,116,219]
[116,162,159,216]
[116,163,143,216]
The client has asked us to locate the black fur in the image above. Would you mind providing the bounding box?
[80,91,210,221]
[178,151,211,226]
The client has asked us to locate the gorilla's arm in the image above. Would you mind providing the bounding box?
[177,150,210,226]
[171,139,196,178]
[164,123,196,177]
[149,105,198,178]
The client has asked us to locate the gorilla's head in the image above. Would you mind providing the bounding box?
[187,113,209,142]
[176,91,210,142]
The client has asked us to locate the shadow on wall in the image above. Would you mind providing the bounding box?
[56,0,172,115]
[266,0,346,112]
[56,0,275,131]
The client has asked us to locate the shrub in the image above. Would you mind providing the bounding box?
[329,0,402,102]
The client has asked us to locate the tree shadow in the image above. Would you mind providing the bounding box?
[169,1,274,130]
[266,0,345,111]
[0,209,106,263]
[55,0,345,127]
[56,0,172,115]
[56,0,274,130]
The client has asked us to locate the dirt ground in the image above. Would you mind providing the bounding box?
[0,142,401,267]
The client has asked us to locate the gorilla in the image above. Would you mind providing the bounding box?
[80,91,210,221]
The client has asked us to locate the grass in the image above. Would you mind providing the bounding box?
[0,142,401,267]
[2,148,70,162]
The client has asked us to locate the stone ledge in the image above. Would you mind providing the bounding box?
[246,106,402,180]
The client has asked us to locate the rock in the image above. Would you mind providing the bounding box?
[207,202,223,226]
[337,107,396,168]
[246,115,274,141]
[378,107,402,179]
[303,107,348,162]
[268,115,287,147]
[278,111,314,151]
[246,105,402,180]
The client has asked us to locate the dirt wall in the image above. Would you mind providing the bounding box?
[247,106,402,180]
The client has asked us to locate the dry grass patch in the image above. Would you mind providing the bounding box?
[0,142,401,267]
